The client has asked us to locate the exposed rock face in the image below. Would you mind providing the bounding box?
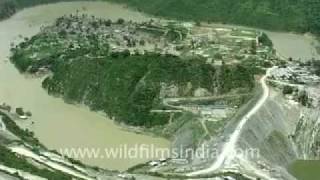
[293,108,320,159]
[234,87,320,179]
[194,88,212,97]
[239,90,299,165]
[292,86,320,159]
[236,92,298,179]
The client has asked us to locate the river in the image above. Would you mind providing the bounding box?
[0,1,169,171]
[204,23,320,61]
[0,0,318,173]
[266,31,320,61]
[289,160,320,180]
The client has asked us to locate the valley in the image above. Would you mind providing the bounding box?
[0,1,319,180]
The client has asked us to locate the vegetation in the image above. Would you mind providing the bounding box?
[107,0,320,35]
[282,85,294,95]
[298,90,309,107]
[27,52,254,127]
[1,0,320,36]
[0,111,100,178]
[258,32,273,47]
[10,18,255,127]
[312,60,320,76]
[0,0,16,20]
[0,112,42,147]
[0,145,72,180]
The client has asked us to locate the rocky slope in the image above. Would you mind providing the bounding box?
[237,89,300,180]
[228,82,320,179]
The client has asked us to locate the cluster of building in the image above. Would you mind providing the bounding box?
[35,14,275,67]
[269,60,320,109]
[270,64,320,85]
[179,26,275,66]
[40,14,188,57]
[182,104,233,121]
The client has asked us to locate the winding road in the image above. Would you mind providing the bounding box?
[187,67,275,176]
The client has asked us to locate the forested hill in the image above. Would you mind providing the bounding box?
[10,16,257,127]
[107,0,320,35]
[1,0,319,34]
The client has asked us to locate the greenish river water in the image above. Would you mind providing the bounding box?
[289,160,320,180]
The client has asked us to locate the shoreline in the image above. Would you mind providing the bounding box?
[0,1,170,171]
[0,1,319,176]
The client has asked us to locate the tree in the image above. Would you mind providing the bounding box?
[104,19,112,26]
[312,60,320,76]
[91,21,99,29]
[299,91,309,106]
[195,20,201,26]
[117,18,125,24]
[282,86,293,95]
[250,40,257,55]
[139,39,146,46]
[258,33,273,47]
[58,30,67,37]
[304,0,320,35]
[122,49,131,57]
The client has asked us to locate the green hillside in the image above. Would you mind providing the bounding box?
[10,16,255,127]
[1,0,319,34]
[107,0,320,35]
[12,40,254,127]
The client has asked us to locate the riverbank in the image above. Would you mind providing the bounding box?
[2,0,319,62]
[0,108,124,180]
[0,0,82,21]
[3,0,320,35]
[0,1,169,171]
[1,1,319,177]
[105,0,320,35]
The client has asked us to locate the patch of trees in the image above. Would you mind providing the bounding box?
[0,145,72,180]
[0,112,41,147]
[117,18,125,24]
[38,54,254,127]
[298,90,309,107]
[0,0,16,20]
[219,64,255,93]
[312,60,320,76]
[12,35,254,127]
[303,0,320,35]
[11,19,256,127]
[258,32,273,47]
[282,85,294,95]
[1,0,320,36]
[107,0,320,35]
